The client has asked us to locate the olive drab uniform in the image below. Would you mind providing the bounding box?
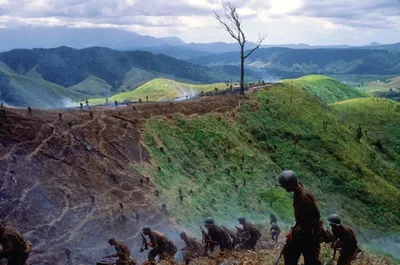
[283,183,322,265]
[182,235,203,262]
[221,226,239,249]
[242,222,262,250]
[148,231,177,262]
[113,241,136,265]
[332,224,359,265]
[0,226,32,265]
[207,225,232,252]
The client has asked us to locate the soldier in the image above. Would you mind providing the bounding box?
[115,100,118,107]
[221,225,239,249]
[27,106,32,115]
[106,238,136,265]
[59,113,62,120]
[237,217,261,250]
[68,121,72,129]
[278,170,322,265]
[203,217,232,252]
[106,98,109,104]
[85,100,89,107]
[135,213,140,223]
[0,222,32,265]
[270,213,277,225]
[90,111,93,119]
[141,226,177,264]
[270,223,281,243]
[146,96,149,102]
[80,102,83,110]
[327,214,359,265]
[180,232,203,264]
[119,203,124,213]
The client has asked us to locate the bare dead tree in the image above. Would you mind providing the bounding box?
[215,2,266,94]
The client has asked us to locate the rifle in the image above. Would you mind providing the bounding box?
[140,233,149,253]
[274,244,285,265]
[200,225,212,255]
[235,226,244,232]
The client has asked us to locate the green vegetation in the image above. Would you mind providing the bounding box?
[0,69,82,108]
[89,78,229,104]
[138,76,400,238]
[282,75,368,103]
[69,76,112,97]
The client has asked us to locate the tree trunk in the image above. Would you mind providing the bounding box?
[240,46,245,94]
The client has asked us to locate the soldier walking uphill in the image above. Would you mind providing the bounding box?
[106,238,136,265]
[0,222,32,265]
[180,232,203,264]
[278,170,323,265]
[270,223,281,243]
[141,226,177,264]
[327,214,360,265]
[203,217,232,253]
[237,217,261,250]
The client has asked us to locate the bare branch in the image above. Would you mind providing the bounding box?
[244,34,267,59]
[214,12,240,42]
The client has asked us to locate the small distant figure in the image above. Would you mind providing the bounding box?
[270,213,277,225]
[135,213,140,223]
[140,179,144,186]
[201,91,204,96]
[243,178,246,186]
[90,111,93,119]
[0,222,32,265]
[80,102,83,110]
[270,223,281,243]
[179,194,184,202]
[146,96,148,102]
[132,106,136,111]
[119,203,124,212]
[0,102,3,108]
[155,190,159,197]
[138,98,142,103]
[68,121,72,129]
[106,98,109,104]
[168,157,171,163]
[27,106,32,115]
[178,188,182,196]
[189,189,193,196]
[115,100,118,107]
[146,177,150,184]
[9,168,15,174]
[185,95,188,99]
[85,100,89,107]
[12,154,17,163]
[161,203,167,211]
[234,183,238,192]
[170,102,173,108]
[59,113,62,120]
[89,194,96,205]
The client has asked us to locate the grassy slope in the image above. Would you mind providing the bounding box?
[364,76,400,92]
[69,75,112,98]
[89,78,228,104]
[0,69,83,108]
[138,77,400,238]
[282,75,368,103]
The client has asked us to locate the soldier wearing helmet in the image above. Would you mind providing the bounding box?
[141,226,177,263]
[203,217,232,252]
[237,217,261,250]
[180,232,203,264]
[106,238,136,265]
[328,214,359,265]
[278,170,323,265]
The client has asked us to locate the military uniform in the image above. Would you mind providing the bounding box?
[207,225,232,252]
[283,184,322,265]
[182,235,203,262]
[148,231,177,262]
[332,225,359,265]
[242,222,261,250]
[221,226,239,249]
[270,214,277,225]
[270,224,281,243]
[111,241,136,265]
[0,226,32,265]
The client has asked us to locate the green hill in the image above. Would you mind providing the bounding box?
[138,76,400,249]
[69,75,112,97]
[89,78,229,104]
[282,75,368,103]
[0,70,83,108]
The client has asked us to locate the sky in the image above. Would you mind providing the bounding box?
[0,0,400,45]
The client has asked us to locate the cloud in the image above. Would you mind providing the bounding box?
[0,0,399,45]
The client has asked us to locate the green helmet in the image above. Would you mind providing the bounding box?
[328,214,341,225]
[237,216,246,223]
[142,226,152,233]
[204,217,214,225]
[278,170,299,189]
[180,232,187,238]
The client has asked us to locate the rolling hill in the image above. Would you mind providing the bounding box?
[1,75,399,263]
[190,47,400,76]
[89,78,229,104]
